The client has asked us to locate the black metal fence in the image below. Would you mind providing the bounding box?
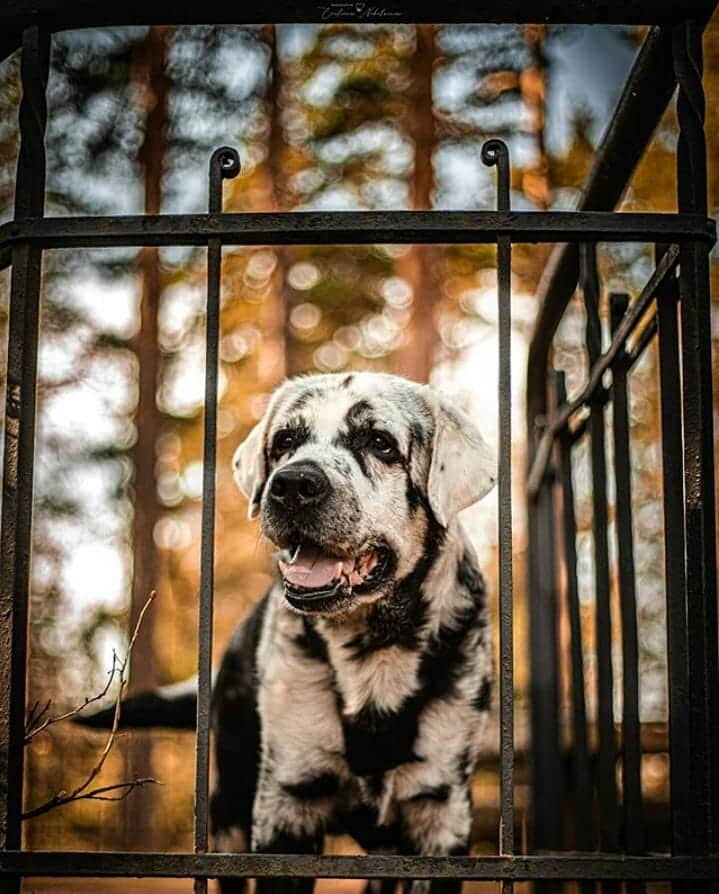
[1,3,718,892]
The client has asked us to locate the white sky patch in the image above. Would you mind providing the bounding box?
[182,461,204,500]
[304,62,345,107]
[61,271,140,339]
[61,541,129,613]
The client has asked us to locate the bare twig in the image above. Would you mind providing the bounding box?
[20,777,159,822]
[25,651,120,744]
[22,590,160,821]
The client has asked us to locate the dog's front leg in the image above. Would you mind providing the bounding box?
[399,784,472,894]
[251,771,333,894]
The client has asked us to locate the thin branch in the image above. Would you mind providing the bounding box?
[22,590,159,821]
[21,777,159,822]
[25,651,120,744]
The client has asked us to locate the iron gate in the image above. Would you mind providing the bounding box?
[1,2,718,891]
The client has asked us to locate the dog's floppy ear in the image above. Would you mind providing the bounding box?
[424,389,496,527]
[232,421,267,520]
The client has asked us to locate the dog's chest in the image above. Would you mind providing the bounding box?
[330,643,424,777]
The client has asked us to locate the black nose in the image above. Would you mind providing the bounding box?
[269,462,330,510]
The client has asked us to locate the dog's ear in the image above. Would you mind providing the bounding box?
[424,389,496,527]
[232,421,267,520]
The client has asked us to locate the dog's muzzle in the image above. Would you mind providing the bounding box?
[264,460,396,614]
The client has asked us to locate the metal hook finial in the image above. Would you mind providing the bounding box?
[481,138,510,213]
[209,146,241,214]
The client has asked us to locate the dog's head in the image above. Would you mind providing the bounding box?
[233,372,495,616]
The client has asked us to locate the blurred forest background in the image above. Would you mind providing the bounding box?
[1,15,719,889]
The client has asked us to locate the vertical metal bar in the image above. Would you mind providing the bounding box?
[482,139,514,891]
[609,294,644,883]
[654,244,691,863]
[580,243,619,865]
[554,372,593,864]
[532,473,563,889]
[672,20,719,859]
[195,147,240,894]
[0,26,49,889]
[527,422,562,880]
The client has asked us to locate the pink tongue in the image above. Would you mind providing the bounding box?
[279,548,352,589]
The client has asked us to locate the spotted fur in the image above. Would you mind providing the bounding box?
[211,372,496,894]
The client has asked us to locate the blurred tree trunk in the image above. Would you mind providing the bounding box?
[125,23,169,849]
[262,25,291,384]
[521,25,551,212]
[520,25,554,286]
[394,25,437,383]
[130,25,168,690]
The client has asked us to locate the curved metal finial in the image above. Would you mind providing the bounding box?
[209,146,241,213]
[481,138,510,212]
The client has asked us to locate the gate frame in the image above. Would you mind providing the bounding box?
[0,3,718,890]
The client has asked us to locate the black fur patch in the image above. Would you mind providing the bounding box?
[409,420,428,448]
[336,429,372,480]
[404,473,422,514]
[281,772,340,800]
[417,596,483,703]
[255,828,323,855]
[343,702,420,776]
[345,399,373,424]
[455,747,474,785]
[407,784,451,803]
[472,678,492,713]
[342,546,485,779]
[456,553,486,604]
[211,595,268,841]
[340,803,402,851]
[403,432,421,513]
[286,388,321,414]
[295,617,329,663]
[343,495,443,659]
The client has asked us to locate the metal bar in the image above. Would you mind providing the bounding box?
[554,372,593,859]
[567,322,659,446]
[528,471,563,861]
[0,0,715,56]
[626,315,657,366]
[654,245,692,861]
[3,852,719,881]
[527,244,679,496]
[609,294,644,875]
[0,25,49,888]
[581,244,619,863]
[482,139,514,882]
[194,147,240,894]
[525,15,716,470]
[672,20,719,858]
[0,212,713,263]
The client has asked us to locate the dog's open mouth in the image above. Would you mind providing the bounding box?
[278,543,393,612]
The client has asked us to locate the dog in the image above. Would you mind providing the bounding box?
[83,371,496,894]
[213,371,495,894]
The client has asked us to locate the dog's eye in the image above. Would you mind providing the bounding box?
[368,431,399,460]
[272,430,296,455]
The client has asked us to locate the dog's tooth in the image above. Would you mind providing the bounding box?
[289,545,301,564]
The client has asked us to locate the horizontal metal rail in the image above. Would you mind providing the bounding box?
[2,852,719,881]
[526,243,679,496]
[0,212,713,264]
[0,0,715,61]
